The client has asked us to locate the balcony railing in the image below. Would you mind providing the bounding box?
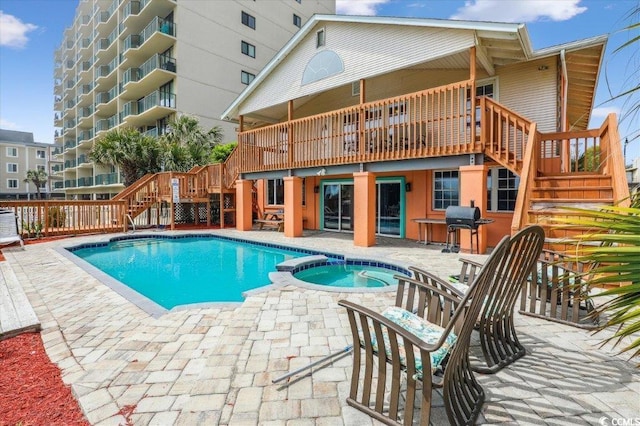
[124,34,141,51]
[64,180,77,188]
[142,16,175,42]
[237,80,477,173]
[64,159,77,168]
[123,0,140,18]
[77,154,90,165]
[95,172,120,185]
[121,90,176,121]
[77,176,94,187]
[141,53,176,75]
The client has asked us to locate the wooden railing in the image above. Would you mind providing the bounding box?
[237,80,479,173]
[537,129,602,174]
[222,146,240,189]
[0,200,128,237]
[599,113,630,207]
[511,124,540,233]
[481,97,534,175]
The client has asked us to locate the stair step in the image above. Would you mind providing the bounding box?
[530,198,612,204]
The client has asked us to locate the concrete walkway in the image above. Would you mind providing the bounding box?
[2,230,638,425]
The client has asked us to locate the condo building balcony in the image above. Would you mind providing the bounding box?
[122,16,175,66]
[122,53,175,98]
[77,154,92,167]
[77,176,94,187]
[120,90,176,127]
[95,172,120,186]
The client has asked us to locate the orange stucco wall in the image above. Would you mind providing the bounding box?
[252,169,514,251]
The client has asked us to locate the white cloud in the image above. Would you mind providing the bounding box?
[0,117,20,130]
[336,0,390,16]
[450,0,587,23]
[591,106,621,119]
[0,11,38,49]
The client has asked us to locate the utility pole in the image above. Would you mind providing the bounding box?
[624,137,629,162]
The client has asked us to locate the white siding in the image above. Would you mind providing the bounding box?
[497,57,558,132]
[240,22,475,115]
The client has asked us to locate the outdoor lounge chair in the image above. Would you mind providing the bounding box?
[0,210,24,249]
[409,225,545,374]
[338,235,509,425]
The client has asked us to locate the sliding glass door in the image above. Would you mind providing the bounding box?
[322,179,404,237]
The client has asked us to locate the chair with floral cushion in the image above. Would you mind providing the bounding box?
[338,235,509,425]
[409,225,546,374]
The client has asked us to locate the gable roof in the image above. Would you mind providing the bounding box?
[221,14,606,130]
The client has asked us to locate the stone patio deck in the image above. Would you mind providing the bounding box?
[2,230,638,425]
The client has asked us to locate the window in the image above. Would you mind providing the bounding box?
[6,147,17,157]
[487,168,519,212]
[241,41,255,58]
[7,179,18,189]
[351,81,360,97]
[267,179,284,205]
[467,79,495,127]
[316,28,325,48]
[433,170,459,210]
[293,14,301,28]
[241,70,255,85]
[37,165,46,172]
[241,11,255,29]
[7,163,17,173]
[295,0,301,3]
[36,150,46,159]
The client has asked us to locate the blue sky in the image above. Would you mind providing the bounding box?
[0,0,638,159]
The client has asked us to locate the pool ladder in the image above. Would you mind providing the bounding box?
[126,214,136,233]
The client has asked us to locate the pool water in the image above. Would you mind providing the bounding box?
[71,236,306,308]
[293,264,399,287]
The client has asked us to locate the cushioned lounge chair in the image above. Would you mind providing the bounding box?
[409,225,545,374]
[0,211,24,249]
[339,235,509,425]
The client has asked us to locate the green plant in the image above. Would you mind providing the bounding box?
[48,206,67,228]
[557,195,640,360]
[211,142,237,163]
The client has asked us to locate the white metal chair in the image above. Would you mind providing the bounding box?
[0,211,24,249]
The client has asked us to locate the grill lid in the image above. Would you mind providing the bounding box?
[445,206,481,228]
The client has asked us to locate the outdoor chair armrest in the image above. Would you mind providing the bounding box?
[408,266,467,298]
[455,258,484,285]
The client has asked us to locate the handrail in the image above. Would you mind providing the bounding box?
[511,123,539,234]
[600,113,630,207]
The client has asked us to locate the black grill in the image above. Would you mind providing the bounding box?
[445,206,481,229]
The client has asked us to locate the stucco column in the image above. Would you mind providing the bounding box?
[236,179,254,231]
[353,172,376,247]
[459,164,489,254]
[284,176,303,237]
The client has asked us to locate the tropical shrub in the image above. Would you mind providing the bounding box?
[48,206,67,228]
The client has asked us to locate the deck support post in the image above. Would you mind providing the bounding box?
[236,179,254,231]
[284,176,303,237]
[353,171,376,247]
[459,164,489,254]
[469,46,477,145]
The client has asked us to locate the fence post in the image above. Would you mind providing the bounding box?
[44,201,50,237]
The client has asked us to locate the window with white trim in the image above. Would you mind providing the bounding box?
[267,179,284,205]
[7,163,18,173]
[6,147,17,157]
[486,168,519,212]
[433,170,459,210]
[293,14,301,28]
[316,28,325,48]
[7,179,18,189]
[36,150,46,159]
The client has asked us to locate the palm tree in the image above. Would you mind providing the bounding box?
[161,114,223,171]
[23,169,48,199]
[90,128,162,186]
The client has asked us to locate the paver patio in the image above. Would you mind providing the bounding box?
[1,229,638,425]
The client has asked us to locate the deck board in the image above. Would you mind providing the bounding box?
[0,261,40,340]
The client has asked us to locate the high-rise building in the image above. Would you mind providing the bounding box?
[53,0,335,200]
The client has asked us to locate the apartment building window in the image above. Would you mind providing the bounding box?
[7,179,18,189]
[7,163,18,173]
[37,165,46,172]
[295,0,301,3]
[293,14,301,28]
[487,168,519,212]
[36,149,46,159]
[241,70,255,85]
[267,179,284,205]
[241,41,255,58]
[433,170,459,210]
[6,147,17,157]
[316,28,325,48]
[242,11,256,29]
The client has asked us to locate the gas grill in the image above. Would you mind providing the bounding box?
[443,206,492,254]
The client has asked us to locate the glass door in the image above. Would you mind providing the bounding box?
[322,182,353,232]
[376,181,401,237]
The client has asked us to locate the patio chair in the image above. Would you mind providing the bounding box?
[0,211,24,249]
[338,235,509,425]
[409,225,545,374]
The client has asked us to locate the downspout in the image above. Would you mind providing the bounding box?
[560,49,569,172]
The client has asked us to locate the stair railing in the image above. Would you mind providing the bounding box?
[511,123,539,234]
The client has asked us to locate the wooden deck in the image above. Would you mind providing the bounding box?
[0,260,40,340]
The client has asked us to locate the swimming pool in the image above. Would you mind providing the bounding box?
[68,234,334,309]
